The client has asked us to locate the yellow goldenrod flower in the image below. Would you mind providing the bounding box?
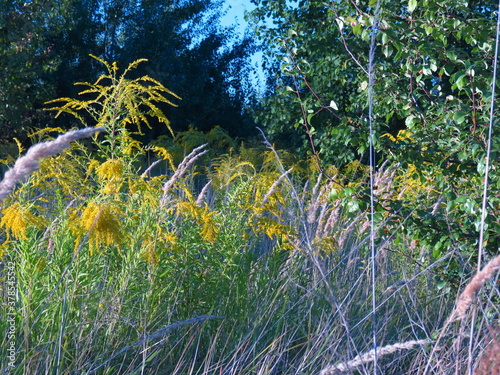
[95,159,126,195]
[162,231,178,247]
[200,208,219,243]
[0,240,13,258]
[78,201,124,255]
[118,130,143,156]
[86,159,101,177]
[0,202,47,240]
[96,159,125,181]
[152,146,176,171]
[142,241,159,266]
[176,200,200,219]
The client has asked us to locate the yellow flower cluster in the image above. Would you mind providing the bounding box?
[140,229,179,265]
[176,200,219,243]
[72,201,124,255]
[0,202,47,241]
[96,159,125,195]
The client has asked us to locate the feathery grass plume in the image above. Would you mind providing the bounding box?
[0,127,104,204]
[424,255,500,374]
[475,325,500,375]
[449,254,500,322]
[319,339,429,374]
[196,180,212,205]
[372,160,399,198]
[307,173,335,223]
[260,167,293,207]
[161,143,208,205]
[141,159,162,178]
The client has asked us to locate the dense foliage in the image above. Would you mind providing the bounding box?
[248,0,500,287]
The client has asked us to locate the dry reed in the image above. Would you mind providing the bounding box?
[196,180,212,205]
[161,143,208,204]
[474,325,500,375]
[260,167,293,206]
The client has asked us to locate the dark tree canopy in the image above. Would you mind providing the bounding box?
[0,0,257,142]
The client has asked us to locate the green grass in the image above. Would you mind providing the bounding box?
[1,127,499,374]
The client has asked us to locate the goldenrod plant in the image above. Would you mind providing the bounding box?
[45,55,180,160]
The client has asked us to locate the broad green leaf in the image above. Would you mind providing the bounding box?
[381,32,388,45]
[453,111,467,124]
[382,45,394,58]
[352,23,363,36]
[347,200,360,213]
[408,0,418,12]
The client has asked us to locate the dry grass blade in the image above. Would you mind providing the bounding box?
[87,315,224,374]
[474,325,500,375]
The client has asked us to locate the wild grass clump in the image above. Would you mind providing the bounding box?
[1,58,499,374]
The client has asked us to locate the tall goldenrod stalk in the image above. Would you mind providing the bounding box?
[0,127,104,204]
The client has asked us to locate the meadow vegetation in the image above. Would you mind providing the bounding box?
[0,54,500,375]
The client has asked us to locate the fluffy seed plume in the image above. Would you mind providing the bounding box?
[449,254,500,322]
[0,127,105,204]
[161,144,209,205]
[319,339,429,374]
[260,167,293,207]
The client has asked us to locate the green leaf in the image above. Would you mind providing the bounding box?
[453,111,467,124]
[347,200,360,213]
[382,44,394,58]
[381,32,388,45]
[446,50,458,62]
[352,23,363,36]
[307,112,315,125]
[443,63,455,76]
[408,0,418,12]
[328,188,339,201]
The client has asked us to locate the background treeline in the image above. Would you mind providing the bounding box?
[0,0,257,142]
